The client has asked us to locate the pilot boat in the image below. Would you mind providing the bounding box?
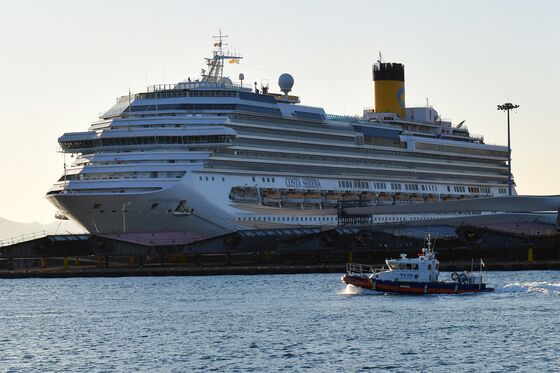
[341,236,494,294]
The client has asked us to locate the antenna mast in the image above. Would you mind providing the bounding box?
[201,30,242,82]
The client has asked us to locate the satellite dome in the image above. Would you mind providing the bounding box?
[218,77,233,85]
[278,73,294,95]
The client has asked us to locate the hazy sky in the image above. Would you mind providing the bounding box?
[0,0,559,224]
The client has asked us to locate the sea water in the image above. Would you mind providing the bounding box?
[1,271,559,372]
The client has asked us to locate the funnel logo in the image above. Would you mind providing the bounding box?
[396,87,405,108]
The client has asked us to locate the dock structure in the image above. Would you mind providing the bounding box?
[1,220,559,277]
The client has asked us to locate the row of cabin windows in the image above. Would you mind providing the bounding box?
[468,186,491,194]
[199,176,226,182]
[236,137,506,166]
[134,90,238,100]
[238,216,336,222]
[251,176,275,183]
[60,135,233,150]
[59,171,185,181]
[224,147,504,179]
[415,142,508,158]
[404,183,419,191]
[372,216,454,222]
[338,180,369,189]
[129,103,282,116]
[453,186,466,193]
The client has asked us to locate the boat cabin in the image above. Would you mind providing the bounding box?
[377,246,440,283]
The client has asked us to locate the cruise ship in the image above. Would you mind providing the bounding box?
[46,34,514,237]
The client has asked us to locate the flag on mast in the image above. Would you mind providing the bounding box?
[480,258,485,268]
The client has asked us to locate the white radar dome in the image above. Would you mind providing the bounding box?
[278,73,294,95]
[218,77,233,85]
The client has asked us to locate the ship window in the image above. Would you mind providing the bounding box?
[412,264,418,270]
[262,177,265,182]
[211,177,214,181]
[428,264,432,270]
[222,177,225,182]
[405,264,412,270]
[272,178,275,182]
[93,203,102,209]
[252,177,256,182]
[435,264,439,270]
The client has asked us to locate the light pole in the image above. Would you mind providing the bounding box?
[122,201,131,233]
[497,102,519,196]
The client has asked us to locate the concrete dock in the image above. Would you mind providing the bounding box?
[1,223,558,278]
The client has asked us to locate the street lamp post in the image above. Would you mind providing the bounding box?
[122,201,131,233]
[497,102,519,196]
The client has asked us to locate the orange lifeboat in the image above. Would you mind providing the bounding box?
[263,190,281,206]
[324,192,343,206]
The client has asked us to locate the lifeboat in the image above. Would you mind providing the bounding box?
[303,192,322,205]
[342,192,359,201]
[394,193,411,203]
[410,194,425,203]
[377,192,393,204]
[284,192,305,206]
[229,186,259,202]
[425,195,438,203]
[359,192,374,201]
[262,190,281,206]
[324,192,343,206]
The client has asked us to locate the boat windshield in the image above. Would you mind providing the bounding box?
[389,262,418,270]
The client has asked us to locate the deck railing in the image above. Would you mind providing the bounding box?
[346,262,385,275]
[0,231,52,248]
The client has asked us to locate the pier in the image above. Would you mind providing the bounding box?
[1,221,559,278]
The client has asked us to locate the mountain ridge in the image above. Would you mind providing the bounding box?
[0,217,84,242]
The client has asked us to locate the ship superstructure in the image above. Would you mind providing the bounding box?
[46,35,514,237]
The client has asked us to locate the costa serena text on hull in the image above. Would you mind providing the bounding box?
[47,35,515,236]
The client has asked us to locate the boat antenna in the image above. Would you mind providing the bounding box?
[201,30,243,83]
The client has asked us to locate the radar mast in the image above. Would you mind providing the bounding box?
[201,30,243,82]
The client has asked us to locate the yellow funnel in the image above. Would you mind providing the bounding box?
[373,62,405,117]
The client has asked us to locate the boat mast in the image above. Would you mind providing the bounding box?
[201,30,242,82]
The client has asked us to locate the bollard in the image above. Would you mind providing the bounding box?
[63,257,68,269]
[74,256,80,266]
[129,256,135,265]
[528,247,534,262]
[40,257,47,269]
[96,256,102,267]
[347,251,353,263]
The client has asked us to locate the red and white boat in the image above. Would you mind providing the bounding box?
[342,236,494,294]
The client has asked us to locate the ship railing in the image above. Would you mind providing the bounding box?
[0,230,52,248]
[346,262,384,276]
[147,81,248,92]
[326,114,361,123]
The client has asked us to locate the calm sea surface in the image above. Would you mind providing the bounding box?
[1,271,559,372]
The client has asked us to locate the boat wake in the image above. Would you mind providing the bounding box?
[338,284,381,296]
[498,282,560,296]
